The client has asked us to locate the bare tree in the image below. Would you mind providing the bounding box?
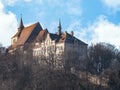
[87,43,119,74]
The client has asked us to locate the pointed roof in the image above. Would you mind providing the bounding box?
[58,19,62,35]
[58,19,62,30]
[12,17,24,38]
[18,16,24,31]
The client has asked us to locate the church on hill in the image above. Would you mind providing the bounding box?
[9,17,88,69]
[10,18,43,48]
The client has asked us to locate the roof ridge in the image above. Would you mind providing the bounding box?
[25,22,39,29]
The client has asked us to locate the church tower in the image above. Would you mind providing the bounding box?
[18,16,24,32]
[58,19,62,35]
[18,16,24,37]
[11,16,24,45]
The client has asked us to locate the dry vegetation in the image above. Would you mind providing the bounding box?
[0,42,120,90]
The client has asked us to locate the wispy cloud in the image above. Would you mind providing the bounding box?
[2,0,43,6]
[66,0,82,16]
[102,0,120,12]
[66,20,81,32]
[3,0,18,6]
[66,20,91,45]
[48,21,58,33]
[24,0,32,2]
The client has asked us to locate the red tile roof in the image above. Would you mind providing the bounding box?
[36,29,48,42]
[17,22,38,45]
[11,22,42,48]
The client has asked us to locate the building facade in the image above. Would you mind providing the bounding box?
[9,18,88,70]
[33,21,87,56]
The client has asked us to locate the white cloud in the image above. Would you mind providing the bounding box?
[66,15,120,47]
[0,1,18,47]
[0,1,4,11]
[91,16,120,47]
[80,16,120,47]
[102,0,120,12]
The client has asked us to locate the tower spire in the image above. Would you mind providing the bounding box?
[18,14,24,31]
[58,19,62,35]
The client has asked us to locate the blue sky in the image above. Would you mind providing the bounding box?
[0,0,120,47]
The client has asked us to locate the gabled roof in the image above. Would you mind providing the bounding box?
[64,32,87,45]
[11,22,43,48]
[48,32,87,45]
[17,22,40,45]
[36,29,48,42]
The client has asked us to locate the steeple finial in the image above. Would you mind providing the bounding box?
[58,19,62,35]
[18,14,24,31]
